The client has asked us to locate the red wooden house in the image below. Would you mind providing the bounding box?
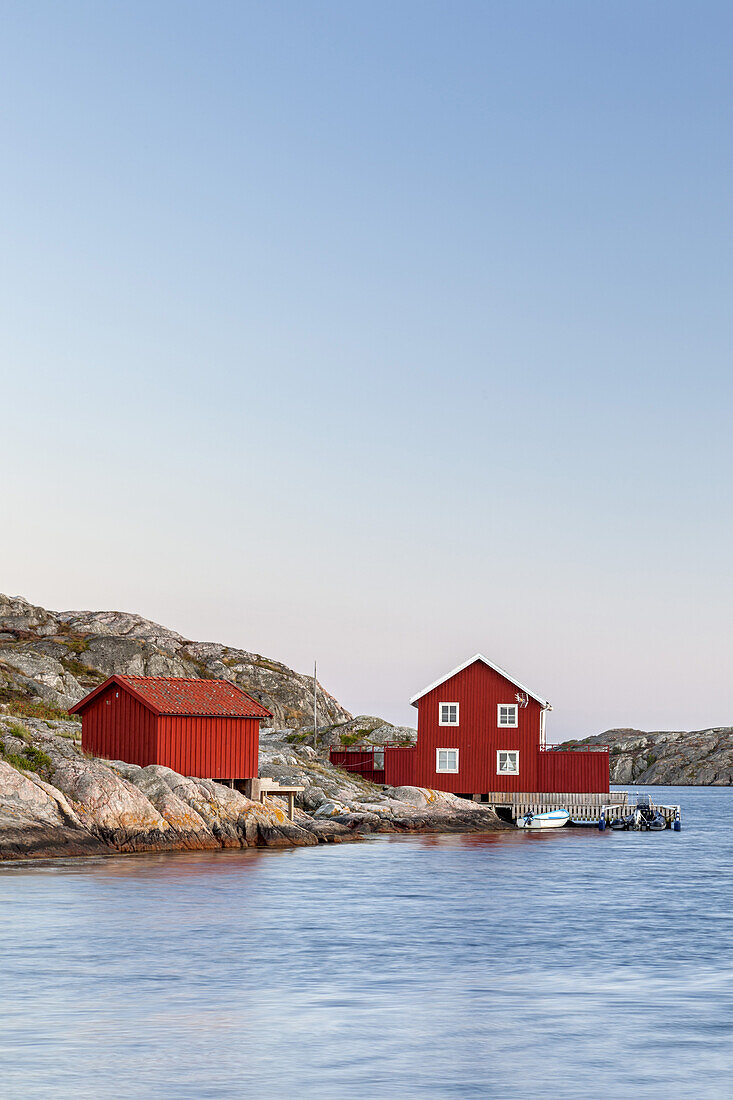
[331,654,609,797]
[407,653,551,795]
[69,675,272,780]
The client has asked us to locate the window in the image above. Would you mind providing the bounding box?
[497,703,518,727]
[373,750,385,770]
[436,748,459,773]
[439,702,459,725]
[497,750,519,776]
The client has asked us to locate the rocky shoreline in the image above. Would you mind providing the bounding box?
[0,716,507,862]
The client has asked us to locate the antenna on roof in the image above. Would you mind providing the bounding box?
[313,660,318,750]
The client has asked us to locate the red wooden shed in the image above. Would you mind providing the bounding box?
[69,675,272,780]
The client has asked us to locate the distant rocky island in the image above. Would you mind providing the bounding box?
[557,727,733,786]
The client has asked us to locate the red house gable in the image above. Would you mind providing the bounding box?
[70,675,272,780]
[409,654,550,794]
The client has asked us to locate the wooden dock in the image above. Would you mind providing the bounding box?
[484,791,681,829]
[485,791,629,824]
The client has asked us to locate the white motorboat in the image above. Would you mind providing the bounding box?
[516,808,569,830]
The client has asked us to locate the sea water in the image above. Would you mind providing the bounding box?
[0,785,731,1099]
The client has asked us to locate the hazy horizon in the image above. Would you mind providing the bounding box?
[3,2,733,739]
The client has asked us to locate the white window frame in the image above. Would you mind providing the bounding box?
[438,702,460,726]
[497,703,518,728]
[496,749,520,776]
[436,747,459,773]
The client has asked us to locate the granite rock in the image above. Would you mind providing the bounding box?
[557,727,733,786]
[0,593,351,727]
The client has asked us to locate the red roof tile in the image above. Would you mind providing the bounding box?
[71,675,272,718]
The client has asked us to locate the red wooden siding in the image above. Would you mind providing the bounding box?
[76,677,264,779]
[413,660,543,794]
[331,743,608,795]
[156,715,259,779]
[538,748,609,794]
[80,682,157,765]
[329,750,385,785]
[329,747,417,787]
[384,745,417,786]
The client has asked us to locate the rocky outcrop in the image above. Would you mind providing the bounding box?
[558,727,733,785]
[0,716,506,860]
[0,594,59,637]
[310,713,417,749]
[0,594,351,727]
[0,761,109,859]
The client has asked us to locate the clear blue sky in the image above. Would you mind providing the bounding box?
[3,1,732,737]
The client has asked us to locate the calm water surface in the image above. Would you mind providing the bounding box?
[1,785,731,1098]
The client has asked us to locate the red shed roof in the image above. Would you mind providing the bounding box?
[69,675,273,718]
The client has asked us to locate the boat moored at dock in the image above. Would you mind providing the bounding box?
[516,808,569,829]
[599,793,681,832]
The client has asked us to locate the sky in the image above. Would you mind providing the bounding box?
[2,1,732,738]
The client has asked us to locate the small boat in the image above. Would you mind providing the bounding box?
[609,794,667,831]
[516,808,569,830]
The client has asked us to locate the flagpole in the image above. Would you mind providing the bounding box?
[313,660,318,750]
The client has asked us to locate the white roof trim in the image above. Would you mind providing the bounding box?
[409,653,551,710]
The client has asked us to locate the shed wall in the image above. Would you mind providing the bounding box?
[156,715,260,779]
[80,683,157,765]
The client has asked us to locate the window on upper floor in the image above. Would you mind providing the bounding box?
[497,750,519,775]
[497,703,518,727]
[439,702,459,725]
[436,748,459,773]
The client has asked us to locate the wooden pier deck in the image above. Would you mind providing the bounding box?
[485,791,680,828]
[485,791,627,821]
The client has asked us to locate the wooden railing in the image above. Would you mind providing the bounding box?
[485,791,624,807]
[540,744,609,753]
